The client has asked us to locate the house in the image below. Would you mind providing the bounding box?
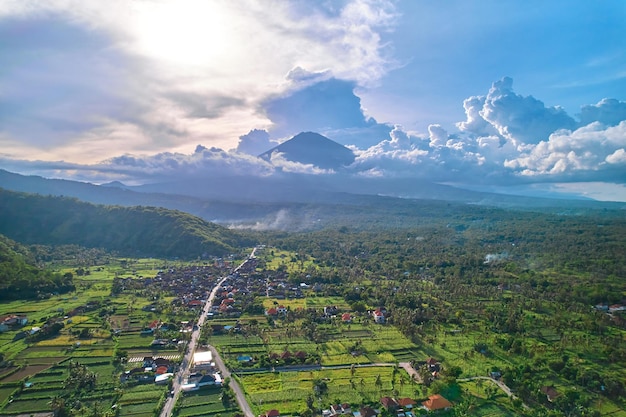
[266,307,278,316]
[422,394,452,411]
[397,398,416,409]
[261,409,280,417]
[540,386,560,402]
[426,357,440,372]
[373,309,386,324]
[609,304,626,312]
[0,315,29,332]
[341,313,352,323]
[188,300,203,308]
[324,306,339,316]
[380,397,399,411]
[359,406,378,417]
[150,339,169,347]
[294,351,307,361]
[155,373,173,385]
[154,357,172,367]
[277,305,288,314]
[330,404,352,415]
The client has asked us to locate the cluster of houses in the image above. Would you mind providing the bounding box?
[264,304,389,326]
[121,356,177,385]
[0,314,28,333]
[114,265,227,311]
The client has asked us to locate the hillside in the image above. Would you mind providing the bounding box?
[0,234,74,300]
[0,188,251,259]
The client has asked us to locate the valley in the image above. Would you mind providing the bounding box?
[0,200,625,417]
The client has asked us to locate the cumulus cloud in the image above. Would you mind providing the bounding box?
[235,129,275,156]
[579,98,626,127]
[458,77,577,145]
[428,124,449,148]
[262,76,393,148]
[504,121,626,178]
[606,148,626,165]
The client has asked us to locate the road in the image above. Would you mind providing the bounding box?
[159,248,257,417]
[210,345,255,417]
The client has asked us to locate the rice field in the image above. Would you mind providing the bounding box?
[239,366,420,416]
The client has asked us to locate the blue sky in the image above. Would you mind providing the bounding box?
[1,0,625,200]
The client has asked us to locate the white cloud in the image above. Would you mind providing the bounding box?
[504,121,626,177]
[269,152,334,174]
[235,129,275,156]
[428,124,448,148]
[605,148,626,165]
[579,98,626,127]
[0,0,397,162]
[457,77,577,145]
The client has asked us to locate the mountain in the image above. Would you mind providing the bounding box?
[259,131,355,169]
[0,188,251,258]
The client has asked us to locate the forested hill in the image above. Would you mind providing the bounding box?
[0,188,251,259]
[0,234,74,300]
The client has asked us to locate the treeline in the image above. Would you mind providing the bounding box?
[0,188,254,259]
[0,234,75,300]
[266,206,626,305]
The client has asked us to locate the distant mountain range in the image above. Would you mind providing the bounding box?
[1,132,623,231]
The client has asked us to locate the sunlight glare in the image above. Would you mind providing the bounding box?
[132,1,232,68]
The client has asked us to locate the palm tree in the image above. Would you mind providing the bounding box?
[49,395,67,417]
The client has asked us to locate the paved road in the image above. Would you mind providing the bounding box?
[210,345,255,417]
[160,248,256,417]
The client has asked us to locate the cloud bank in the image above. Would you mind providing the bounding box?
[3,76,625,202]
[0,0,624,201]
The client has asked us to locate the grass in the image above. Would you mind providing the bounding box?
[1,397,51,414]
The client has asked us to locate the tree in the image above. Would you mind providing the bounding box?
[49,395,68,417]
[375,374,383,390]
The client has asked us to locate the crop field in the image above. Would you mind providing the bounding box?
[118,401,158,417]
[120,384,165,404]
[239,366,419,416]
[177,388,240,417]
[0,256,180,417]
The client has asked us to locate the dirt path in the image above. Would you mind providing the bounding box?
[457,376,529,409]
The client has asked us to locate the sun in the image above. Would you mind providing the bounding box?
[131,1,233,69]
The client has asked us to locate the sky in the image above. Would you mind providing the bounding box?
[1,0,626,201]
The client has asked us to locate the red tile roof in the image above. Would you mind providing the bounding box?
[422,394,452,411]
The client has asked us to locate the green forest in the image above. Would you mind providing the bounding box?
[0,234,74,300]
[0,188,253,258]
